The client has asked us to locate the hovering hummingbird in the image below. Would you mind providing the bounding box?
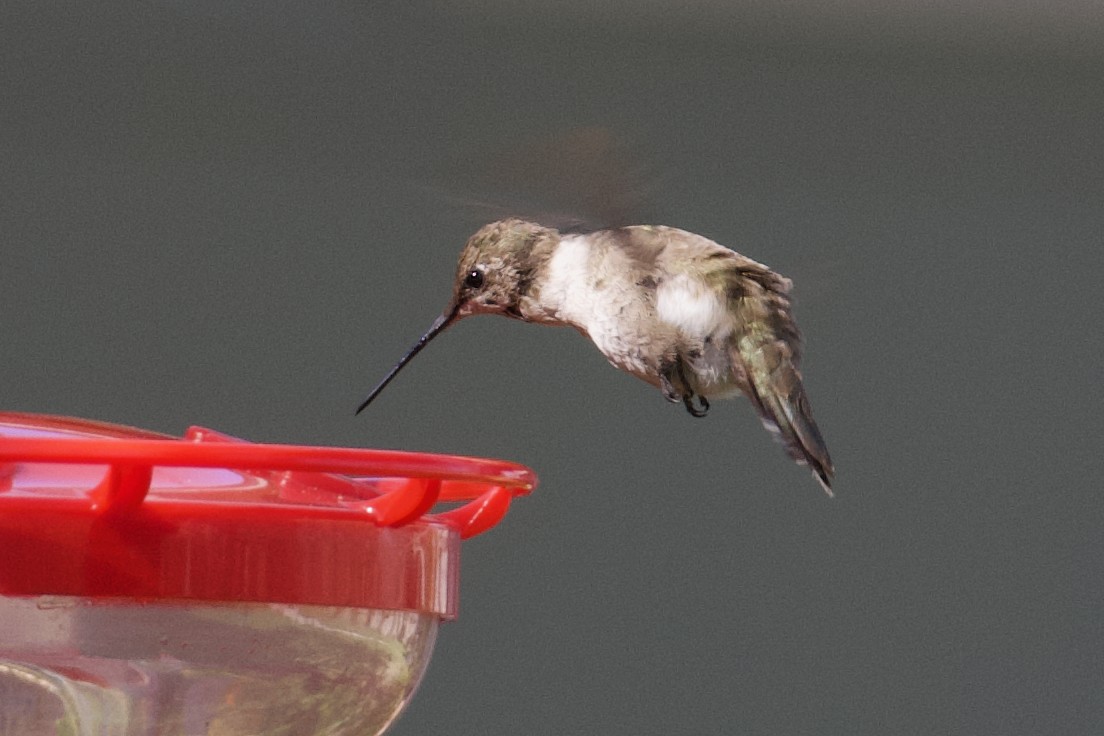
[357,219,835,495]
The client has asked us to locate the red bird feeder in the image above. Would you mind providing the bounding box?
[0,413,536,735]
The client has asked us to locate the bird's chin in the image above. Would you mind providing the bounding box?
[461,303,507,318]
[453,303,477,319]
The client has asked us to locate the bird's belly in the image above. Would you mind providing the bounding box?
[686,338,744,398]
[559,275,737,394]
[697,381,744,399]
[573,293,666,381]
[590,330,657,381]
[589,327,743,399]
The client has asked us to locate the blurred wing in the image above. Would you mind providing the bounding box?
[426,127,657,232]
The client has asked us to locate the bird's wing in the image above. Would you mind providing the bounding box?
[718,258,834,493]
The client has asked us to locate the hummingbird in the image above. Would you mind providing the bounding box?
[357,219,835,495]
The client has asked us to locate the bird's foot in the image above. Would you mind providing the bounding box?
[661,358,709,417]
[672,358,709,418]
[682,393,710,418]
[659,370,682,404]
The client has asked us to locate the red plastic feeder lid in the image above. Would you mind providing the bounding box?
[0,413,536,619]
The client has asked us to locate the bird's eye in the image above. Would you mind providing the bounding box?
[464,269,485,289]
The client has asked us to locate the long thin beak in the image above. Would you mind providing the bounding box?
[355,304,460,415]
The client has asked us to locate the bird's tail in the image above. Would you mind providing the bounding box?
[737,333,835,495]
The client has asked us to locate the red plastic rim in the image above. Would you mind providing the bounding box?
[0,413,537,617]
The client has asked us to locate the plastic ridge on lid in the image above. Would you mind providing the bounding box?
[0,413,537,618]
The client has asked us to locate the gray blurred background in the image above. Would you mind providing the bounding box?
[3,1,1103,733]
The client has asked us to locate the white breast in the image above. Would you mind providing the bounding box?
[542,234,593,324]
[540,235,655,377]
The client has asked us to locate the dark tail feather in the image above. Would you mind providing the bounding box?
[740,341,835,496]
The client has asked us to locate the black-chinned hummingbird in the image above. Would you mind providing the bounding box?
[358,219,835,495]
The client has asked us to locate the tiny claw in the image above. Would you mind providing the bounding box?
[659,370,682,404]
[671,357,708,417]
[682,393,710,418]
